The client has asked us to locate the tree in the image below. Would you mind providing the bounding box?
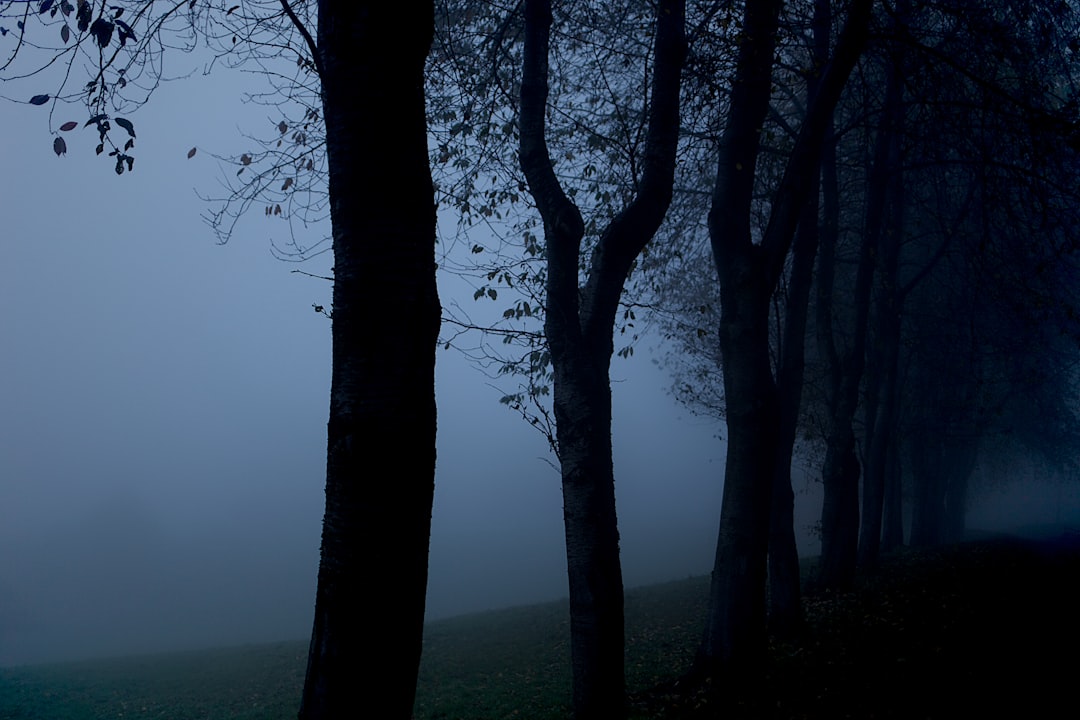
[850,0,1080,557]
[298,4,440,718]
[2,2,441,717]
[517,1,686,715]
[696,0,872,674]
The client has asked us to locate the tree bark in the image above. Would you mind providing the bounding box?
[697,0,873,674]
[858,1,907,569]
[816,24,903,590]
[299,4,440,719]
[519,2,685,716]
[881,447,904,551]
[766,0,835,640]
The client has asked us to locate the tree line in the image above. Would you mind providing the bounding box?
[4,0,1079,718]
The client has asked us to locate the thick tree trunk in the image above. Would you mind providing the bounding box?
[702,300,780,671]
[299,4,440,719]
[551,360,625,719]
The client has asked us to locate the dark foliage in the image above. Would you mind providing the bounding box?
[636,535,1080,718]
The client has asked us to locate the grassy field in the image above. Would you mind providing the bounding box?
[2,536,1077,719]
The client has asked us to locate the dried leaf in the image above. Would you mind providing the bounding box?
[53,136,67,156]
[59,121,78,132]
[29,94,50,106]
[186,147,197,159]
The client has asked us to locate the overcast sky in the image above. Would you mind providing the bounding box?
[0,60,752,667]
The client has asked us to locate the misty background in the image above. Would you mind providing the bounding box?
[2,65,1075,669]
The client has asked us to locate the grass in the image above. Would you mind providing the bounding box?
[2,535,1077,719]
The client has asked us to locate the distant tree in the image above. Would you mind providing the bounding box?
[855,0,1080,554]
[1,3,441,718]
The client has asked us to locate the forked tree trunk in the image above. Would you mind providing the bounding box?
[519,2,686,716]
[697,0,873,676]
[299,4,440,719]
[766,0,835,640]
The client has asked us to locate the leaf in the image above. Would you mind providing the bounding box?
[240,153,251,165]
[187,147,197,159]
[487,288,497,301]
[29,94,50,106]
[60,24,70,43]
[59,121,78,132]
[84,113,107,127]
[115,19,134,43]
[282,177,294,191]
[227,4,239,15]
[53,136,67,156]
[115,156,124,175]
[39,0,54,14]
[114,117,135,138]
[278,120,288,135]
[95,143,103,155]
[90,18,113,48]
[76,0,91,32]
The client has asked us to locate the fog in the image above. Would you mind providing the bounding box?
[0,73,740,668]
[2,67,1076,670]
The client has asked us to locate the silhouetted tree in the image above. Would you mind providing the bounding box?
[517,1,686,715]
[2,3,441,717]
[695,0,872,674]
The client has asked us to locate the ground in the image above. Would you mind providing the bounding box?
[634,534,1080,718]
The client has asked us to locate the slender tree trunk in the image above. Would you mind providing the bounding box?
[943,438,978,543]
[881,447,905,551]
[881,444,907,552]
[817,33,904,589]
[519,2,685,715]
[858,5,907,569]
[909,428,944,547]
[299,4,440,719]
[767,0,836,640]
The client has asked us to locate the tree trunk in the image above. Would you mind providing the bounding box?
[696,0,872,674]
[858,5,907,569]
[908,428,944,547]
[519,2,685,715]
[299,4,440,719]
[551,358,625,718]
[767,0,836,640]
[816,27,901,589]
[943,438,978,543]
[696,0,783,676]
[881,447,905,552]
